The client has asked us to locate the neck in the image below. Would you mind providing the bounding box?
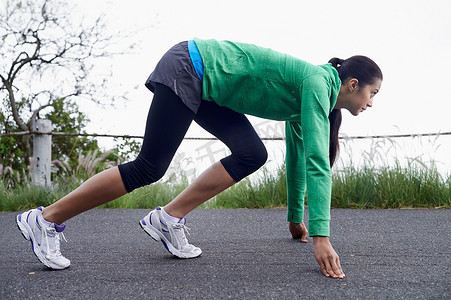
[334,87,347,110]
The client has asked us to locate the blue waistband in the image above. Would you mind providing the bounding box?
[188,40,204,81]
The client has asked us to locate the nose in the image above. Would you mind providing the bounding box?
[367,99,373,107]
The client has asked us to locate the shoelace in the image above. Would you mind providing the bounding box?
[168,223,191,249]
[42,227,67,258]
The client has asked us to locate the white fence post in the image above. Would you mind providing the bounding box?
[31,119,52,188]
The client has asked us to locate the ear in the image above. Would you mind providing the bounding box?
[348,78,359,92]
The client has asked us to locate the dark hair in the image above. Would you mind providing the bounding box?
[328,56,383,167]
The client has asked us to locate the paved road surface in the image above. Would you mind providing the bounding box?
[1,208,450,299]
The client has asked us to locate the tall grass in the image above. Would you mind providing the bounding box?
[207,166,287,209]
[1,135,450,212]
[98,179,189,209]
[2,159,449,212]
[332,160,450,209]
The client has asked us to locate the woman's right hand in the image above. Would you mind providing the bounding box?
[289,222,308,243]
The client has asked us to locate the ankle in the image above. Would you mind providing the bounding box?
[42,207,64,225]
[161,207,182,223]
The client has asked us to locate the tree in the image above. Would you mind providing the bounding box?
[0,0,132,169]
[44,97,100,167]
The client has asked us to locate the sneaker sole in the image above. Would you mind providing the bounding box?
[139,219,202,259]
[16,214,70,270]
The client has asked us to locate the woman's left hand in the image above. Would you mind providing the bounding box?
[313,236,345,279]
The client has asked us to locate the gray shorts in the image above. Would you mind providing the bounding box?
[145,41,203,114]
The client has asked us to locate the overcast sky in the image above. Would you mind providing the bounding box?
[76,0,451,149]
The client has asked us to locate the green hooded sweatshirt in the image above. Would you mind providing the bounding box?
[194,38,341,236]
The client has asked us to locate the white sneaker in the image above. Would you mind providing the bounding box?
[139,207,202,258]
[16,207,70,270]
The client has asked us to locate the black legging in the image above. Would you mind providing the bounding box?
[118,83,268,193]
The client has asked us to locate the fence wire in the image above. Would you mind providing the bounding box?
[1,131,450,140]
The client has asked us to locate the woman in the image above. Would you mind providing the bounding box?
[17,38,382,279]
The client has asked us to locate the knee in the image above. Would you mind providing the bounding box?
[247,142,268,171]
[118,155,166,192]
[136,154,167,183]
[230,140,268,175]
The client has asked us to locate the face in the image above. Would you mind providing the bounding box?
[346,78,382,116]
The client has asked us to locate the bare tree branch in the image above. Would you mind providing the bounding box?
[0,0,145,168]
[1,77,28,131]
[30,103,51,121]
[9,34,41,82]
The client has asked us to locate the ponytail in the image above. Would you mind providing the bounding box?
[328,58,344,69]
[328,108,342,167]
[328,57,344,167]
[327,55,383,167]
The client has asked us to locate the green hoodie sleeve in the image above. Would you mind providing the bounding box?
[291,75,332,236]
[285,121,306,223]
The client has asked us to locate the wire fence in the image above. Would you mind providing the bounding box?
[2,124,450,186]
[2,130,451,140]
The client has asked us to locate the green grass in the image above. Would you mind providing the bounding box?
[1,161,450,212]
[332,161,451,209]
[99,178,189,209]
[207,166,288,209]
[0,176,190,212]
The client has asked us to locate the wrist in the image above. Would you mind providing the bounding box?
[313,236,330,243]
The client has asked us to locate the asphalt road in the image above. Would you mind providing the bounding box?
[1,208,450,299]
